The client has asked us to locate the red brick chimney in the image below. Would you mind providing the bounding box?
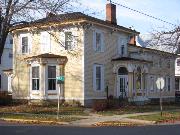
[129,35,136,45]
[106,2,117,25]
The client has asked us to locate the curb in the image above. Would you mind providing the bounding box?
[0,118,69,125]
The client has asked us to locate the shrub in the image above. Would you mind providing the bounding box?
[0,92,12,106]
[93,100,107,112]
[62,100,82,107]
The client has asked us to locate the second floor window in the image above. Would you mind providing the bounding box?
[22,36,28,54]
[121,45,125,56]
[41,31,51,53]
[93,31,104,52]
[65,32,73,50]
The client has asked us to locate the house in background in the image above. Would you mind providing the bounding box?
[137,34,180,97]
[11,2,176,106]
[0,35,13,93]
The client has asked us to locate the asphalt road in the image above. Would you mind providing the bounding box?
[0,123,180,135]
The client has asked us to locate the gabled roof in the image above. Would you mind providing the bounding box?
[13,12,139,34]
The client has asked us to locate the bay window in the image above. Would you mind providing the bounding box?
[32,66,39,90]
[48,66,56,90]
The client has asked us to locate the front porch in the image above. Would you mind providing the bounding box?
[112,57,151,104]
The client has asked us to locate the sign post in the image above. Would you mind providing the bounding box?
[156,77,165,116]
[56,76,65,119]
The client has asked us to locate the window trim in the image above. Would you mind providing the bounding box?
[93,30,104,52]
[47,65,57,91]
[32,66,40,91]
[20,33,31,54]
[93,64,104,91]
[65,31,73,50]
[40,31,51,53]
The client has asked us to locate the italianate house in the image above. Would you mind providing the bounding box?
[11,2,176,106]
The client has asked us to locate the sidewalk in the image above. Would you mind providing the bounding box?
[69,112,158,126]
[2,110,179,127]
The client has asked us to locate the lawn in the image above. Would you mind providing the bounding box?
[0,113,82,122]
[129,111,180,123]
[0,104,88,116]
[96,105,180,116]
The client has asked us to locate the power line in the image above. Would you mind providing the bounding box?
[111,1,177,27]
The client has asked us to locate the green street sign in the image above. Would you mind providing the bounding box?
[56,76,65,81]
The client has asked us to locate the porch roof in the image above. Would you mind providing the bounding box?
[112,57,152,63]
[24,53,68,65]
[24,53,67,59]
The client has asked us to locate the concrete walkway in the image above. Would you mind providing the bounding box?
[69,112,158,126]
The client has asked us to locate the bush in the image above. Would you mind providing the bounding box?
[62,100,82,107]
[0,92,12,106]
[93,100,107,112]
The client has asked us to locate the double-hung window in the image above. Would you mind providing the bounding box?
[93,30,104,52]
[21,36,28,54]
[150,75,154,92]
[32,66,39,90]
[48,66,56,90]
[40,31,51,53]
[177,59,180,66]
[65,32,73,50]
[93,64,104,91]
[168,77,171,91]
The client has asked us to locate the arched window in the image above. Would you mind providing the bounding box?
[136,67,141,90]
[118,67,128,75]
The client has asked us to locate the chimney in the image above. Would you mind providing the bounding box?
[106,1,117,25]
[129,35,136,45]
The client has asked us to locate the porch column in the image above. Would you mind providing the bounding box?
[128,72,133,98]
[40,64,46,99]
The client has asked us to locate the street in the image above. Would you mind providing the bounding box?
[0,121,179,135]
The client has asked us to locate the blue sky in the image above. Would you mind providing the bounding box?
[76,0,180,35]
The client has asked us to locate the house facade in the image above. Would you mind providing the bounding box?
[11,2,176,106]
[175,57,180,91]
[0,35,13,93]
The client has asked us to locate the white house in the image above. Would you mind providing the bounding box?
[0,35,13,93]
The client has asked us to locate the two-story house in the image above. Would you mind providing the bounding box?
[0,35,13,93]
[11,2,176,106]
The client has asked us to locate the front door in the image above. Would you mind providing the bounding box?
[117,75,128,98]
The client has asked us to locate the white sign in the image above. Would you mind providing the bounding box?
[156,77,165,90]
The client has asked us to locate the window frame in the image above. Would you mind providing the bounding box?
[40,31,51,53]
[149,75,155,92]
[65,31,73,50]
[20,34,31,54]
[167,77,171,91]
[31,66,40,91]
[47,65,57,91]
[177,59,180,66]
[93,30,104,52]
[93,64,104,91]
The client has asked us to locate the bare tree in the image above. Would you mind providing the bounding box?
[147,26,180,54]
[0,0,74,59]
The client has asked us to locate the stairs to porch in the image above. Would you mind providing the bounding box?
[129,96,150,105]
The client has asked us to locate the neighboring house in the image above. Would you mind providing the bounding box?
[0,35,13,92]
[11,2,176,106]
[175,56,180,92]
[137,34,180,94]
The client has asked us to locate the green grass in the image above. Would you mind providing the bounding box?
[129,111,180,123]
[0,105,87,116]
[0,113,82,122]
[96,105,180,116]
